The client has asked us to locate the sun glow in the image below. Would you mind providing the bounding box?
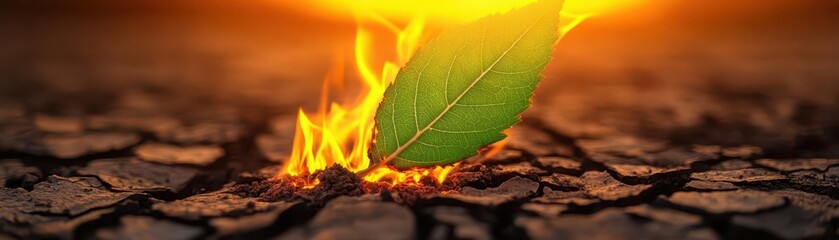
[289,0,639,23]
[278,0,635,186]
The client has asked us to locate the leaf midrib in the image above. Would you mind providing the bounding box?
[382,9,551,164]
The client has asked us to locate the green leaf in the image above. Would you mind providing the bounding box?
[371,0,564,169]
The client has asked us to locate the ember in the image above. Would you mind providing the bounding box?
[239,165,362,202]
[236,164,456,204]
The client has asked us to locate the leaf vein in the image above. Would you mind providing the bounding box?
[413,50,435,132]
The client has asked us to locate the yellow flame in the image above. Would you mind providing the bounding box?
[279,0,630,186]
[280,14,451,185]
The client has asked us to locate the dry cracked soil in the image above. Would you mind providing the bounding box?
[2,1,839,239]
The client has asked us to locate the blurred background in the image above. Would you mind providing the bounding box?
[1,0,838,155]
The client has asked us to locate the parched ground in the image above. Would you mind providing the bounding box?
[1,1,839,239]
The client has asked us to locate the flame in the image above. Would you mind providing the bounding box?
[278,0,632,187]
[280,15,444,186]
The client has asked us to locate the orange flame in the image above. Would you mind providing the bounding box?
[278,0,636,187]
[279,15,451,186]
